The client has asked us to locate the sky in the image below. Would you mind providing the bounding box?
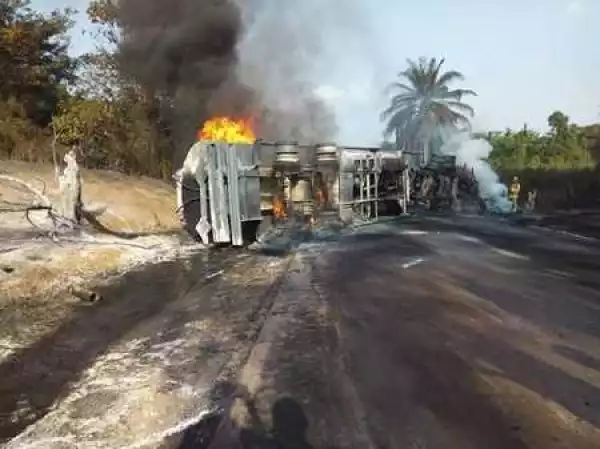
[32,0,600,146]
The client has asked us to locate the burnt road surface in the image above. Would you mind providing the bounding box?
[0,247,293,448]
[214,215,600,449]
[4,215,600,449]
[305,216,600,449]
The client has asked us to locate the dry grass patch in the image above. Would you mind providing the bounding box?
[0,247,125,302]
[0,160,179,233]
[0,161,186,359]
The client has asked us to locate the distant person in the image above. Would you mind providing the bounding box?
[525,189,537,212]
[451,176,461,212]
[509,176,521,212]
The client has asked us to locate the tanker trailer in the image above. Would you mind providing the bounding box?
[409,154,483,213]
[174,117,263,247]
[175,125,412,246]
[316,145,408,220]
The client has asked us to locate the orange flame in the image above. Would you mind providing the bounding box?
[272,196,287,219]
[198,116,256,144]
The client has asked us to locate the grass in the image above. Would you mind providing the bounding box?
[0,247,125,302]
[0,160,186,361]
[0,160,180,233]
[0,159,181,303]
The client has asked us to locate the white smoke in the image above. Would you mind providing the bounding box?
[234,0,370,142]
[438,131,512,212]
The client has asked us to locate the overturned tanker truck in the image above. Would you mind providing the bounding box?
[173,118,411,246]
[173,118,488,247]
[409,153,483,213]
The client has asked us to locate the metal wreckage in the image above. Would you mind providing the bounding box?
[174,117,483,247]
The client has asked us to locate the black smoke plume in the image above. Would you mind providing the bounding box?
[114,0,337,161]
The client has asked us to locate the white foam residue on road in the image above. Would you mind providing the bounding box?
[298,241,331,253]
[0,337,21,362]
[5,315,227,449]
[113,235,206,270]
[206,269,224,279]
[402,257,426,269]
[399,229,428,236]
[457,234,482,244]
[490,247,529,260]
[116,408,217,449]
[544,269,574,279]
[9,407,217,449]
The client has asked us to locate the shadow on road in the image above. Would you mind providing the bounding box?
[176,380,328,449]
[237,396,315,449]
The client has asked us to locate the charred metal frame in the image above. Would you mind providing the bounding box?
[176,140,409,246]
[175,141,262,247]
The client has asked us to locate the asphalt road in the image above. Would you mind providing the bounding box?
[278,216,600,449]
[4,215,600,449]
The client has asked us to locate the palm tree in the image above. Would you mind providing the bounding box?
[381,57,476,165]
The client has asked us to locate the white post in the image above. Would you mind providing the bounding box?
[422,140,430,166]
[57,150,82,223]
[403,167,411,213]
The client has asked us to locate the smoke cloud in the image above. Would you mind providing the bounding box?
[233,0,339,142]
[115,0,353,157]
[438,131,512,212]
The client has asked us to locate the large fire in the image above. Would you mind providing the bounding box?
[198,117,256,144]
[272,195,287,220]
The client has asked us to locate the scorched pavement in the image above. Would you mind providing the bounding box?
[3,216,600,449]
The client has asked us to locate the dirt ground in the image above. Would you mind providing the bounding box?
[0,160,182,303]
[0,160,179,233]
[0,160,187,365]
[1,247,292,448]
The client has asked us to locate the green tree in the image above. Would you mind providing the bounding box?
[488,128,540,171]
[0,97,43,159]
[543,112,591,169]
[548,111,569,135]
[44,1,174,178]
[0,0,76,126]
[488,112,595,172]
[381,57,477,162]
[582,123,600,162]
[86,0,119,42]
[52,91,171,176]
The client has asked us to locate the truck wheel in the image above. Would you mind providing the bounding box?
[177,172,203,241]
[241,220,262,245]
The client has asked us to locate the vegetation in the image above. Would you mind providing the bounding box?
[381,57,477,159]
[382,58,599,174]
[0,0,74,158]
[486,112,595,172]
[0,0,173,178]
[484,113,600,210]
[1,0,600,209]
[383,57,600,209]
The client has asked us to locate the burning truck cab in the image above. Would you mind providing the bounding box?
[174,117,411,247]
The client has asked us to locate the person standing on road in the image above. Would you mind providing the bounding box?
[509,176,521,212]
[525,189,537,212]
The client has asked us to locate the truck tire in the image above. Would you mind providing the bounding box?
[177,172,203,242]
